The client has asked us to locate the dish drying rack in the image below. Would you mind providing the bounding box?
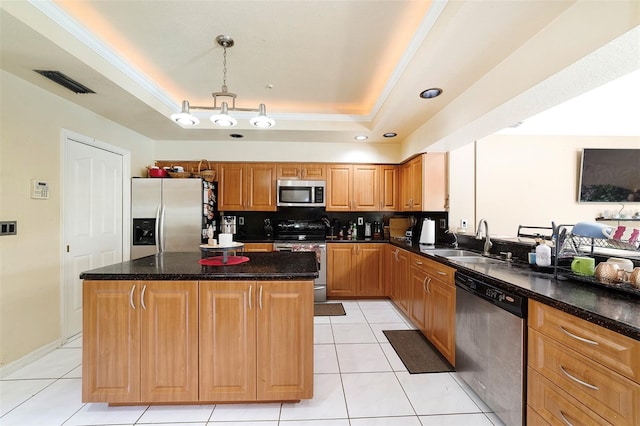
[553,224,640,297]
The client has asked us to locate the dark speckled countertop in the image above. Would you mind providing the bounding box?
[391,241,640,341]
[80,251,319,281]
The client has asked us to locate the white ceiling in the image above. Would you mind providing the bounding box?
[1,0,638,148]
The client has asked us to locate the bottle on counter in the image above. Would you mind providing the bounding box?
[536,239,551,267]
[352,223,358,239]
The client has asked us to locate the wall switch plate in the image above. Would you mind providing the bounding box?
[238,216,244,225]
[460,219,468,229]
[357,217,364,226]
[0,221,17,235]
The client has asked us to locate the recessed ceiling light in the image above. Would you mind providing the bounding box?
[383,132,397,138]
[229,133,244,138]
[419,88,443,99]
[354,135,368,141]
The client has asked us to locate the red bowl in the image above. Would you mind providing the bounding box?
[148,168,168,178]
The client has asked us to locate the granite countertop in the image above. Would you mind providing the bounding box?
[391,241,640,341]
[80,251,319,281]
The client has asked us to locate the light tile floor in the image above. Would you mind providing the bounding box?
[0,299,505,426]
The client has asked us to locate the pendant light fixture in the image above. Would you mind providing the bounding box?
[171,35,275,128]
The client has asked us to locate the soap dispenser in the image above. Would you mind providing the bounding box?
[536,239,551,267]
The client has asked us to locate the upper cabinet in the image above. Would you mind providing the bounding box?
[218,163,277,211]
[326,164,398,212]
[276,163,326,180]
[400,153,447,212]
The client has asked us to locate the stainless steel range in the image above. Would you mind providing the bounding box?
[272,220,327,302]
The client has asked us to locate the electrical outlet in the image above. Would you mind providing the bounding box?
[460,219,468,229]
[0,221,17,235]
[357,217,364,226]
[238,216,244,226]
[439,219,446,228]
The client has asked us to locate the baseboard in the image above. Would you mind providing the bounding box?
[0,339,63,378]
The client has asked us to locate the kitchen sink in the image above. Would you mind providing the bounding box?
[420,249,482,257]
[448,256,505,265]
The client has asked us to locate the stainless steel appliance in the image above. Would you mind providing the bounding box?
[131,178,203,260]
[455,272,526,426]
[272,220,327,301]
[277,180,325,207]
[221,215,237,234]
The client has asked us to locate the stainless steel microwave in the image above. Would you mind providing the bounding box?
[277,180,326,207]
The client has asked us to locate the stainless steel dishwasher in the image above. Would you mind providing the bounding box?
[455,272,527,426]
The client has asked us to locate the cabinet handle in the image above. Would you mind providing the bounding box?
[559,326,599,346]
[141,285,147,310]
[437,271,447,276]
[259,286,263,310]
[426,277,432,294]
[559,365,599,391]
[415,260,423,265]
[249,285,253,310]
[393,249,399,262]
[559,411,575,426]
[300,169,304,178]
[129,285,136,309]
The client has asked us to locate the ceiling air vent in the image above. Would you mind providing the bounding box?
[34,70,95,94]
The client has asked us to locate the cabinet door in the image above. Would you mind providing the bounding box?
[356,243,384,296]
[389,248,411,316]
[327,244,356,297]
[277,163,301,179]
[83,280,141,403]
[352,165,379,211]
[422,153,447,211]
[326,164,352,211]
[409,156,423,211]
[200,281,257,401]
[246,163,277,211]
[409,267,428,333]
[257,281,314,401]
[301,164,326,180]
[427,279,455,365]
[380,165,398,211]
[140,281,199,402]
[218,163,245,210]
[400,161,412,211]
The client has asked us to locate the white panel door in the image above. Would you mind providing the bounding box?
[63,138,123,338]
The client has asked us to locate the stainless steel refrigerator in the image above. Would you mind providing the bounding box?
[131,178,203,260]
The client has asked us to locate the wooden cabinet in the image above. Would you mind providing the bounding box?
[218,163,277,211]
[327,243,385,297]
[200,280,313,402]
[386,246,411,316]
[244,243,273,252]
[326,164,397,212]
[83,280,198,403]
[408,254,456,365]
[277,163,326,180]
[528,300,640,425]
[400,154,447,212]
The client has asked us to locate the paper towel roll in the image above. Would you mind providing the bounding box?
[218,233,233,247]
[420,219,435,245]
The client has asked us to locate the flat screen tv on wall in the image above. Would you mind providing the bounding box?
[578,148,640,203]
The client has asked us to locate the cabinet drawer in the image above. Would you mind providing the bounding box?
[528,367,613,426]
[529,300,640,382]
[529,328,640,426]
[410,254,454,285]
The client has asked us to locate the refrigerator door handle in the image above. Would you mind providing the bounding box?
[159,204,166,252]
[154,204,162,253]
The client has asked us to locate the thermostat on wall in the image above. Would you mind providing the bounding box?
[31,179,49,199]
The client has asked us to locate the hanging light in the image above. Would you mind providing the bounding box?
[170,100,200,125]
[249,104,275,128]
[171,35,275,128]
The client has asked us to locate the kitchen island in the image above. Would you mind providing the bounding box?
[80,251,318,405]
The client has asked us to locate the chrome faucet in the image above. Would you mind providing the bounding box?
[475,219,492,255]
[445,229,458,248]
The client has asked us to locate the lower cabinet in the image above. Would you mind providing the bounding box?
[327,243,385,297]
[243,242,273,252]
[200,280,313,402]
[83,279,313,404]
[83,280,199,403]
[386,246,410,316]
[527,300,640,425]
[408,254,456,366]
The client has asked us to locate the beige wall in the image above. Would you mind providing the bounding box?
[0,71,155,367]
[449,134,640,237]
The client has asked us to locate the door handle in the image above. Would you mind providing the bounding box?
[559,365,599,391]
[259,286,263,310]
[249,285,253,310]
[154,205,161,254]
[129,285,136,309]
[559,411,575,426]
[159,205,166,252]
[559,326,599,346]
[140,285,147,310]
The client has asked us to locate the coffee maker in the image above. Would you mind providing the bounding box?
[221,215,237,234]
